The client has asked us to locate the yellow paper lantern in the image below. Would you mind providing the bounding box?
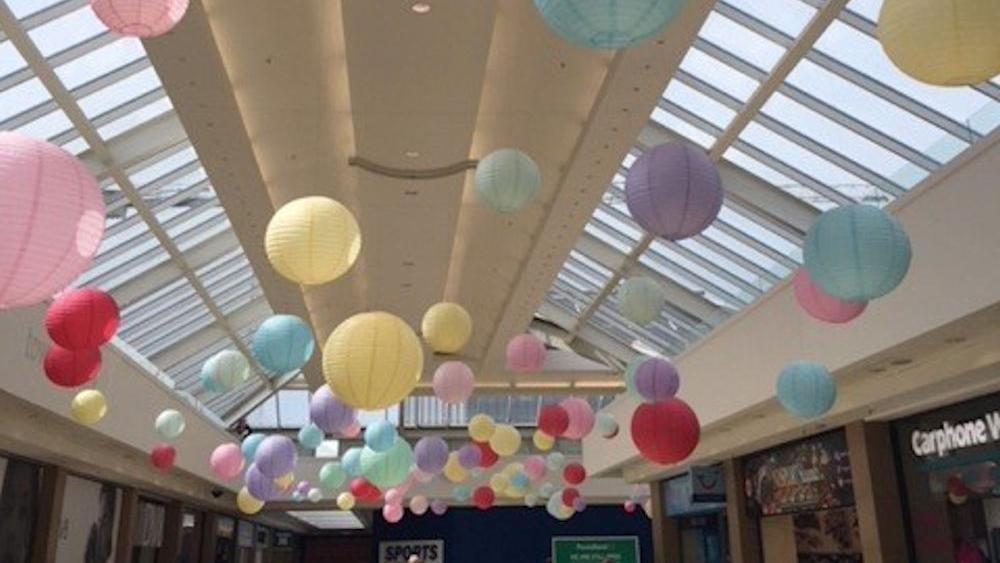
[468,414,496,442]
[489,424,522,457]
[421,302,473,353]
[443,452,469,483]
[489,473,510,493]
[533,430,555,451]
[337,491,356,510]
[274,472,295,491]
[71,389,107,425]
[877,0,1000,86]
[265,196,361,285]
[237,487,264,515]
[323,312,423,409]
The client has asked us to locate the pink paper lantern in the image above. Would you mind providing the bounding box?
[506,334,546,373]
[432,361,474,404]
[210,443,244,480]
[792,268,867,324]
[0,133,105,309]
[559,397,595,440]
[90,0,190,38]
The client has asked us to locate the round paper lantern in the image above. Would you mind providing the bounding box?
[510,471,530,490]
[539,482,556,498]
[523,456,546,481]
[877,0,1000,86]
[468,414,497,442]
[563,463,586,485]
[489,473,510,493]
[533,0,686,50]
[432,361,475,404]
[546,452,566,471]
[309,385,356,434]
[342,421,361,438]
[410,495,429,516]
[633,357,680,403]
[546,490,574,520]
[560,397,595,440]
[322,312,423,410]
[295,480,310,496]
[70,389,107,425]
[414,436,449,474]
[274,472,296,492]
[342,447,363,477]
[776,361,837,419]
[254,435,297,479]
[365,420,398,453]
[475,441,499,468]
[155,409,185,440]
[505,333,546,373]
[298,423,325,450]
[44,346,101,388]
[561,487,580,507]
[90,0,189,38]
[489,424,522,457]
[237,487,264,515]
[618,277,665,326]
[624,500,637,513]
[241,433,265,462]
[624,355,650,399]
[533,430,555,451]
[360,439,414,489]
[457,444,482,469]
[307,488,323,503]
[252,315,315,377]
[473,486,495,510]
[595,412,619,439]
[0,133,105,309]
[443,452,469,483]
[265,196,361,285]
[573,497,587,512]
[319,462,346,490]
[525,494,539,508]
[631,397,701,465]
[792,268,867,324]
[383,502,404,523]
[201,350,250,392]
[385,487,404,506]
[474,148,541,213]
[349,477,381,502]
[422,302,472,353]
[537,404,570,437]
[45,288,119,350]
[210,444,244,480]
[452,485,472,502]
[150,443,176,471]
[625,142,722,241]
[337,492,356,510]
[803,204,912,301]
[431,499,449,515]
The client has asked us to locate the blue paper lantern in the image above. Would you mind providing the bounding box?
[452,484,472,502]
[241,433,266,462]
[803,204,912,302]
[776,361,836,419]
[534,0,688,50]
[342,446,364,477]
[364,420,398,453]
[474,149,541,213]
[298,422,325,450]
[252,315,315,377]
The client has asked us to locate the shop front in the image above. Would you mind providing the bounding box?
[662,465,728,563]
[743,430,862,563]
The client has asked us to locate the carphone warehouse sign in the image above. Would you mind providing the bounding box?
[910,410,1000,458]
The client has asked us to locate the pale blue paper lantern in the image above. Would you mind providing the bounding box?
[252,315,315,377]
[474,149,541,214]
[452,484,472,502]
[298,422,325,450]
[200,350,250,392]
[776,361,836,419]
[241,433,266,462]
[342,446,364,477]
[534,0,688,50]
[364,420,398,453]
[618,277,665,326]
[803,204,912,302]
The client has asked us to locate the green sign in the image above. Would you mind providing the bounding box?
[552,536,640,563]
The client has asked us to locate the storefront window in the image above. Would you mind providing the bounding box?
[663,466,728,563]
[0,456,41,563]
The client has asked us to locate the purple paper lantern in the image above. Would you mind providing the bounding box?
[414,436,449,475]
[245,464,278,501]
[634,357,680,403]
[253,435,297,479]
[625,142,723,241]
[310,385,356,434]
[457,444,483,469]
[431,499,448,515]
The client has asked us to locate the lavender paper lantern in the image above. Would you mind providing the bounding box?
[431,499,448,515]
[90,0,190,38]
[506,334,546,373]
[245,464,278,501]
[625,142,722,241]
[633,357,680,403]
[310,385,356,434]
[0,133,105,309]
[254,435,297,479]
[792,268,867,324]
[414,436,449,474]
[432,361,475,404]
[457,444,482,469]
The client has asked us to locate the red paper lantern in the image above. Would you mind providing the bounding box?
[472,486,495,510]
[45,288,120,350]
[538,404,569,437]
[350,477,381,502]
[631,398,700,465]
[475,441,498,468]
[562,462,586,485]
[561,487,580,507]
[43,345,101,388]
[150,443,176,471]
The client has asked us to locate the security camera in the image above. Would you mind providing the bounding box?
[211,489,224,499]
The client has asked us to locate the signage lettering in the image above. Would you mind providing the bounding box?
[379,540,444,563]
[910,411,1000,457]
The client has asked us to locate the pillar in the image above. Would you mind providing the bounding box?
[157,500,183,563]
[649,479,682,563]
[723,458,762,563]
[846,421,908,563]
[115,487,139,563]
[31,465,66,563]
[200,512,219,562]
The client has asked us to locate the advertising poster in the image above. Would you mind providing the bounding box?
[0,456,40,563]
[56,475,121,563]
[552,536,639,563]
[379,539,444,563]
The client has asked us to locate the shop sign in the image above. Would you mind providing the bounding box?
[379,539,444,563]
[691,465,725,502]
[909,412,1000,458]
[664,466,726,516]
[272,531,293,547]
[552,536,639,563]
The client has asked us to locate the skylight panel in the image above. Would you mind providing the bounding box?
[6,0,64,20]
[663,80,737,131]
[27,5,105,58]
[14,107,71,140]
[650,107,716,148]
[77,66,161,118]
[698,11,785,73]
[98,96,172,141]
[0,76,48,123]
[0,39,26,78]
[721,0,817,37]
[678,47,759,103]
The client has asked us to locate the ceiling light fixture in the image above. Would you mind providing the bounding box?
[404,150,420,158]
[411,3,431,14]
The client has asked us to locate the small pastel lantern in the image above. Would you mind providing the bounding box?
[633,357,680,403]
[537,404,569,437]
[319,462,347,490]
[245,465,278,501]
[336,492,356,511]
[414,436,449,474]
[533,0,686,50]
[595,412,619,439]
[533,430,555,451]
[309,385,356,434]
[90,0,189,38]
[473,486,496,510]
[489,472,510,493]
[360,439,413,489]
[252,315,315,377]
[792,268,867,324]
[422,302,473,353]
[489,424,522,457]
[237,488,264,515]
[383,503,404,524]
[210,444,244,480]
[410,495,430,516]
[364,420,398,453]
[0,133,105,309]
[307,488,323,503]
[506,333,546,373]
[71,389,107,425]
[241,433,266,462]
[155,409,186,440]
[522,456,546,481]
[547,490,574,520]
[452,484,472,502]
[298,423,325,450]
[618,277,665,326]
[45,288,119,350]
[631,397,700,465]
[322,312,423,410]
[432,361,475,404]
[468,414,497,442]
[877,0,1000,87]
[546,451,566,471]
[803,204,912,302]
[443,452,469,484]
[342,447,363,477]
[457,444,482,469]
[150,443,176,472]
[776,361,837,419]
[201,350,250,392]
[625,142,723,241]
[431,499,448,515]
[475,148,541,213]
[44,346,101,388]
[559,397,595,440]
[254,435,297,479]
[265,196,361,285]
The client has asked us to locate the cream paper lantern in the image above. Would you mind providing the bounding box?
[421,302,473,353]
[468,414,497,442]
[618,276,665,326]
[489,424,522,457]
[265,196,361,285]
[237,487,264,515]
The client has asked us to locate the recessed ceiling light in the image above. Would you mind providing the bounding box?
[404,150,420,158]
[411,3,431,14]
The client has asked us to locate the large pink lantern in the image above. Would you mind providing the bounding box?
[90,0,190,38]
[792,268,867,324]
[506,334,546,373]
[0,133,105,309]
[559,397,595,440]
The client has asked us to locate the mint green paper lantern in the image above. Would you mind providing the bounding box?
[776,361,836,419]
[298,422,324,450]
[319,462,346,490]
[474,149,541,214]
[534,0,688,50]
[803,204,911,302]
[360,437,413,489]
[618,277,665,326]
